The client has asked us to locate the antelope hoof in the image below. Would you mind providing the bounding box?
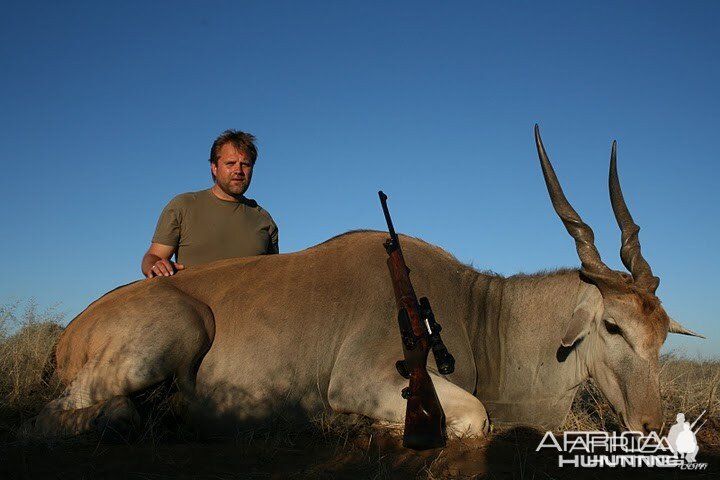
[94,396,142,443]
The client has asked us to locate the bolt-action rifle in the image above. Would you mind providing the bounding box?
[378,191,456,450]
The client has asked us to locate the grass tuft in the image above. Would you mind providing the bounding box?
[0,300,64,439]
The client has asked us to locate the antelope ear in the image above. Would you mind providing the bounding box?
[562,306,594,347]
[668,317,705,338]
[562,286,603,347]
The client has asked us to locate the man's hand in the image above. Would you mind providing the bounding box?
[142,243,184,278]
[147,258,185,278]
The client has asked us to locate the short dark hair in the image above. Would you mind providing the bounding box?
[209,130,258,178]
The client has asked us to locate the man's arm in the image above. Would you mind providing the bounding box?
[270,226,279,254]
[267,216,279,254]
[141,243,184,278]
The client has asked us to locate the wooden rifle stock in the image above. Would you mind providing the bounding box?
[378,191,451,450]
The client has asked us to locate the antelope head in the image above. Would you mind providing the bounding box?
[534,125,703,433]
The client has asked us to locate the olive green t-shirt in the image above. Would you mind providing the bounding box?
[152,189,279,267]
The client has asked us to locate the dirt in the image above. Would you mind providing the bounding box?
[3,424,719,479]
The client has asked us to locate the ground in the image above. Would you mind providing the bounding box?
[3,419,719,479]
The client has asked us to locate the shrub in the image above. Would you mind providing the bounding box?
[0,299,64,430]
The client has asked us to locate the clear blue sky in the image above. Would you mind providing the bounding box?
[1,1,717,356]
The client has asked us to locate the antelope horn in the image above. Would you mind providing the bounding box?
[668,317,705,338]
[534,125,625,291]
[608,142,660,293]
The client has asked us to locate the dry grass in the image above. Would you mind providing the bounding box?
[1,300,718,479]
[561,353,720,440]
[658,353,720,447]
[0,300,64,439]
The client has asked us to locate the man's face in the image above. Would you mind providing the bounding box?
[212,142,254,197]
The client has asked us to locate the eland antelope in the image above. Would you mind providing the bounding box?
[31,126,700,440]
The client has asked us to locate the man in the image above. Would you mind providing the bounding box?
[142,130,278,278]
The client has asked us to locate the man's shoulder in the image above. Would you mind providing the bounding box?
[166,189,211,208]
[245,197,276,225]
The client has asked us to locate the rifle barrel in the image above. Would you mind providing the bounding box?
[690,410,706,430]
[693,419,707,434]
[378,191,398,242]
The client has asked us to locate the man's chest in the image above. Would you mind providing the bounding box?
[178,206,271,256]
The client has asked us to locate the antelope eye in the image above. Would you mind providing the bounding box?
[604,320,622,335]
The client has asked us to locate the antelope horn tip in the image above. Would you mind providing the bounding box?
[668,317,706,339]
